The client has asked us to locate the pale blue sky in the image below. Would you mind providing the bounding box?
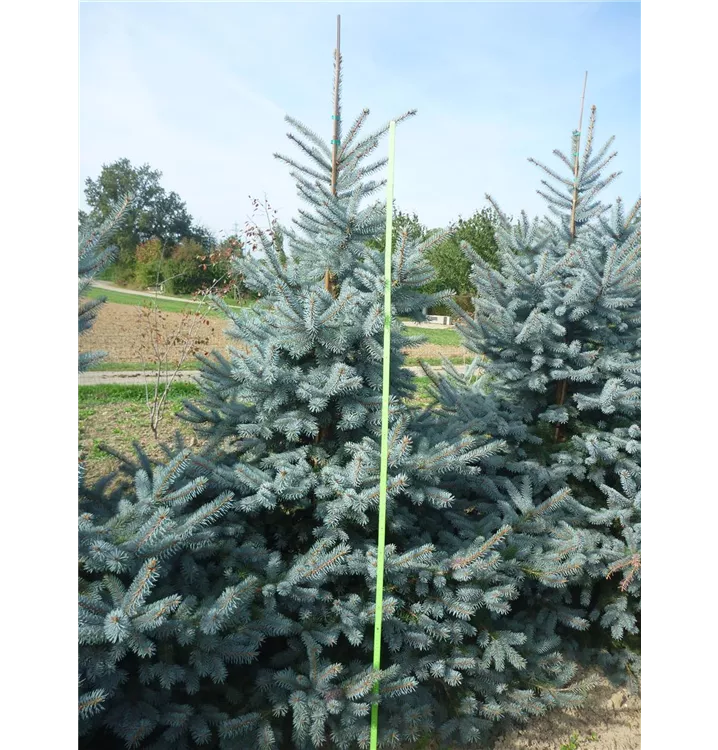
[79,1,640,236]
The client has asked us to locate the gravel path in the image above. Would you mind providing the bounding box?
[78,364,468,386]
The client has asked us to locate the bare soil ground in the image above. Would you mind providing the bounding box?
[80,302,230,365]
[80,303,471,365]
[414,679,641,750]
[401,672,639,750]
[490,672,640,750]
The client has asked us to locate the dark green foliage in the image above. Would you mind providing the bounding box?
[166,238,227,295]
[422,208,500,301]
[83,158,209,280]
[368,208,500,316]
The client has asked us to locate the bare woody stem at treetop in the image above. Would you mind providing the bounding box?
[555,71,588,443]
[317,15,341,446]
[325,14,341,297]
[568,71,588,242]
[330,15,341,197]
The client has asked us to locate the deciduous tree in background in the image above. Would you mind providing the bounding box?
[422,208,501,311]
[82,158,208,282]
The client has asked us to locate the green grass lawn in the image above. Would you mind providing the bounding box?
[411,376,434,406]
[84,286,249,316]
[93,280,251,305]
[79,382,201,405]
[79,392,198,485]
[403,326,461,347]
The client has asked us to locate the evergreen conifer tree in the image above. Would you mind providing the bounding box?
[78,194,133,371]
[79,80,605,750]
[429,106,641,686]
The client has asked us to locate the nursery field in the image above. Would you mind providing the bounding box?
[79,383,200,483]
[80,301,471,368]
[77,11,642,746]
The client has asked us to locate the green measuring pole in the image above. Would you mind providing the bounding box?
[370,120,396,750]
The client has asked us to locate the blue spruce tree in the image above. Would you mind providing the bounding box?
[79,193,133,372]
[79,73,605,750]
[428,105,641,688]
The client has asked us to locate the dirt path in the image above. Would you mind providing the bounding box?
[80,302,236,364]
